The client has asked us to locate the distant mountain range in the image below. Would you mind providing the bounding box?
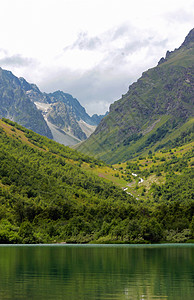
[0,69,107,145]
[77,28,194,163]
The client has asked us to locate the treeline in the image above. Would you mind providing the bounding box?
[0,119,193,244]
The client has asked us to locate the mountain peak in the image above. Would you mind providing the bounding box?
[181,28,194,48]
[77,29,194,163]
[157,28,194,65]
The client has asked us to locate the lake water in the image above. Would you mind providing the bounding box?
[0,244,193,299]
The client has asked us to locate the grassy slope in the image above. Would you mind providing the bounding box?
[0,118,192,198]
[77,38,194,164]
[0,118,130,189]
[113,141,194,202]
[0,118,193,244]
[77,116,194,164]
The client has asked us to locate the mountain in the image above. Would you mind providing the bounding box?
[43,91,97,141]
[0,68,106,145]
[0,68,53,139]
[77,28,194,163]
[19,78,107,145]
[90,111,109,124]
[0,118,193,244]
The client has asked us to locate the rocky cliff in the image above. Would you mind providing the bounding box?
[19,80,107,144]
[0,68,53,139]
[0,68,106,145]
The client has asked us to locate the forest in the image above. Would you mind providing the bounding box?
[0,118,193,244]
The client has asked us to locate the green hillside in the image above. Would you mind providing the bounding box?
[0,118,193,244]
[77,28,194,164]
[113,141,194,204]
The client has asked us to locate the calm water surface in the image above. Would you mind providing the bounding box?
[0,244,193,299]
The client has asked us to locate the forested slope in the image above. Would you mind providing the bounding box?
[0,118,193,244]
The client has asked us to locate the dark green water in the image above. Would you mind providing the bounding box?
[0,244,193,299]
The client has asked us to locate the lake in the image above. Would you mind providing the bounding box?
[0,244,193,299]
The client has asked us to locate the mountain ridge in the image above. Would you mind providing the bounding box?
[0,68,106,145]
[0,68,53,139]
[19,77,107,143]
[77,28,194,163]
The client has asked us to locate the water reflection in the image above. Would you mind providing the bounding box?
[0,244,193,299]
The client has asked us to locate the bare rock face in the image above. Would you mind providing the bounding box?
[21,86,107,143]
[0,68,107,145]
[47,101,87,141]
[0,68,53,139]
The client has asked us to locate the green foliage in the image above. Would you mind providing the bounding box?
[123,133,142,146]
[137,125,169,153]
[0,219,19,244]
[0,119,193,244]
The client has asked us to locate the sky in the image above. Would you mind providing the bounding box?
[0,0,193,115]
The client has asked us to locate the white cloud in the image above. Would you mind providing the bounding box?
[0,54,36,67]
[0,0,193,114]
[64,32,102,51]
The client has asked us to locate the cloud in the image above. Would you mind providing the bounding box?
[64,23,169,59]
[0,48,8,55]
[0,9,192,117]
[64,32,101,51]
[63,24,134,54]
[38,24,172,115]
[164,7,194,23]
[0,23,173,116]
[38,58,144,116]
[0,54,36,67]
[112,23,130,39]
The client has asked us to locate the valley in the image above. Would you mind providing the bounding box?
[0,118,193,244]
[0,28,193,245]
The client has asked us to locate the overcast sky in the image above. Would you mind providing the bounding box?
[0,0,193,115]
